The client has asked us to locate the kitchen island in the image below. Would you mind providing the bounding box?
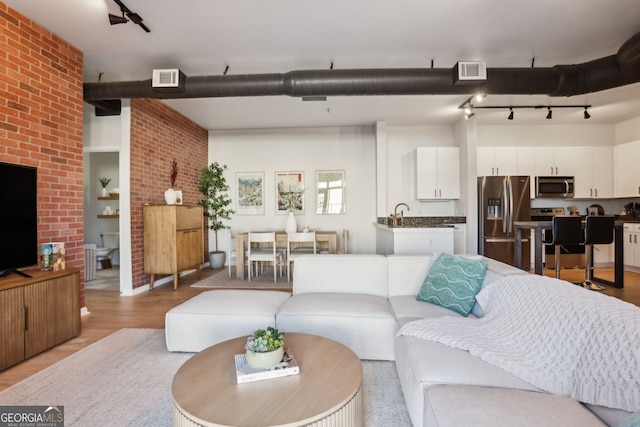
[514,221,624,288]
[375,217,466,255]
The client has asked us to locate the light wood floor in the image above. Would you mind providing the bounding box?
[0,265,638,392]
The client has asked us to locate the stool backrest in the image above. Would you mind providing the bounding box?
[551,216,583,245]
[584,215,615,245]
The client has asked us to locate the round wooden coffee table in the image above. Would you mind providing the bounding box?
[172,332,363,427]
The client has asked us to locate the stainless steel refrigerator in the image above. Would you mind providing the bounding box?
[478,176,530,267]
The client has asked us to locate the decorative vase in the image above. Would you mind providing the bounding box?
[245,346,284,369]
[175,190,183,205]
[164,188,177,205]
[101,187,108,197]
[285,211,297,233]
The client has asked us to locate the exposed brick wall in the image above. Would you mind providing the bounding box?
[0,4,85,304]
[129,98,208,289]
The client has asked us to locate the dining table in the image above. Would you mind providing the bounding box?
[513,221,624,288]
[235,230,337,280]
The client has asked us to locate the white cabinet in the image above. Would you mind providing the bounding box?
[533,146,582,177]
[375,225,454,256]
[453,224,466,254]
[623,223,640,269]
[477,147,518,176]
[614,141,640,198]
[415,147,460,200]
[579,146,613,199]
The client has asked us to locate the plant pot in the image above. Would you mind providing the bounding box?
[209,251,226,269]
[245,346,284,369]
[101,187,108,197]
[164,188,177,205]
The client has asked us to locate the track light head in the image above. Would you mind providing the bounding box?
[108,13,128,25]
[546,108,552,119]
[507,108,514,120]
[584,108,591,119]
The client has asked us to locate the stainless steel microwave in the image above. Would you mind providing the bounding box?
[535,176,574,198]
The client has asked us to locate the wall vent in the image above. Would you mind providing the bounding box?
[453,61,487,85]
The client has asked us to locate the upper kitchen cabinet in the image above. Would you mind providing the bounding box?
[477,146,518,176]
[415,147,460,200]
[533,146,581,176]
[577,146,612,199]
[614,140,640,198]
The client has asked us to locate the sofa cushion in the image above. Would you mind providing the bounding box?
[416,253,488,316]
[292,254,388,297]
[276,293,396,360]
[386,255,433,297]
[389,295,474,329]
[165,289,291,352]
[424,385,606,427]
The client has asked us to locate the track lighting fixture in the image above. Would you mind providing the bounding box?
[108,13,128,25]
[109,0,150,32]
[459,96,591,121]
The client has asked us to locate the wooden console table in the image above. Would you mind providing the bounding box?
[0,268,81,371]
[235,231,337,280]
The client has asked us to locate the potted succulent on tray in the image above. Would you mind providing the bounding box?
[198,162,235,268]
[245,326,285,369]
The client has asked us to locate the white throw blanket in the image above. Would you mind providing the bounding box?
[398,274,640,412]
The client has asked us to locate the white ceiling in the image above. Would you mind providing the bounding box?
[5,0,640,130]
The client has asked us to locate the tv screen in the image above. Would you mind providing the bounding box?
[0,162,38,277]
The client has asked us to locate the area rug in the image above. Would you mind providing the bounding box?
[0,328,411,427]
[191,266,293,290]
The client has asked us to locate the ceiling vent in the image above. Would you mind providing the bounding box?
[152,69,186,92]
[453,61,487,85]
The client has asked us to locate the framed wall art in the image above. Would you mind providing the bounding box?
[236,172,264,215]
[276,171,304,214]
[316,170,346,214]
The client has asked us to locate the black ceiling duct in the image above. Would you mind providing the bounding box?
[84,32,640,103]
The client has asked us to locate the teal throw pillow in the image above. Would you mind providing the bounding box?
[417,253,488,316]
[618,410,640,427]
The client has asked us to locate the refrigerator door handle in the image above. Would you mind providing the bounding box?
[507,178,514,234]
[502,178,508,234]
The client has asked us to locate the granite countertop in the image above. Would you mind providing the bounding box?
[376,216,466,229]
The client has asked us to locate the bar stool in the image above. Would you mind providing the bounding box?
[581,215,615,291]
[549,216,584,280]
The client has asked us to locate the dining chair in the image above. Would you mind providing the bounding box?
[287,231,316,282]
[247,232,280,282]
[227,230,237,278]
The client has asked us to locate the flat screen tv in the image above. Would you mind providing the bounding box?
[0,162,38,278]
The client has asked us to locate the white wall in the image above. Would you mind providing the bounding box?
[208,126,377,254]
[477,124,615,147]
[377,124,459,217]
[615,116,640,144]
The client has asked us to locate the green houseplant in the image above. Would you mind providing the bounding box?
[198,162,235,268]
[244,326,285,369]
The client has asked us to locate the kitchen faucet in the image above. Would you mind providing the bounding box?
[393,203,410,227]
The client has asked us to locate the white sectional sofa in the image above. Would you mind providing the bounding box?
[165,254,639,427]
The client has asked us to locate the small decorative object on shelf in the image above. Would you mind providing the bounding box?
[99,177,111,197]
[244,326,285,369]
[165,158,179,205]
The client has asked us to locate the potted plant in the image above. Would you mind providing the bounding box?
[244,326,285,369]
[198,162,235,268]
[164,158,180,205]
[99,177,111,197]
